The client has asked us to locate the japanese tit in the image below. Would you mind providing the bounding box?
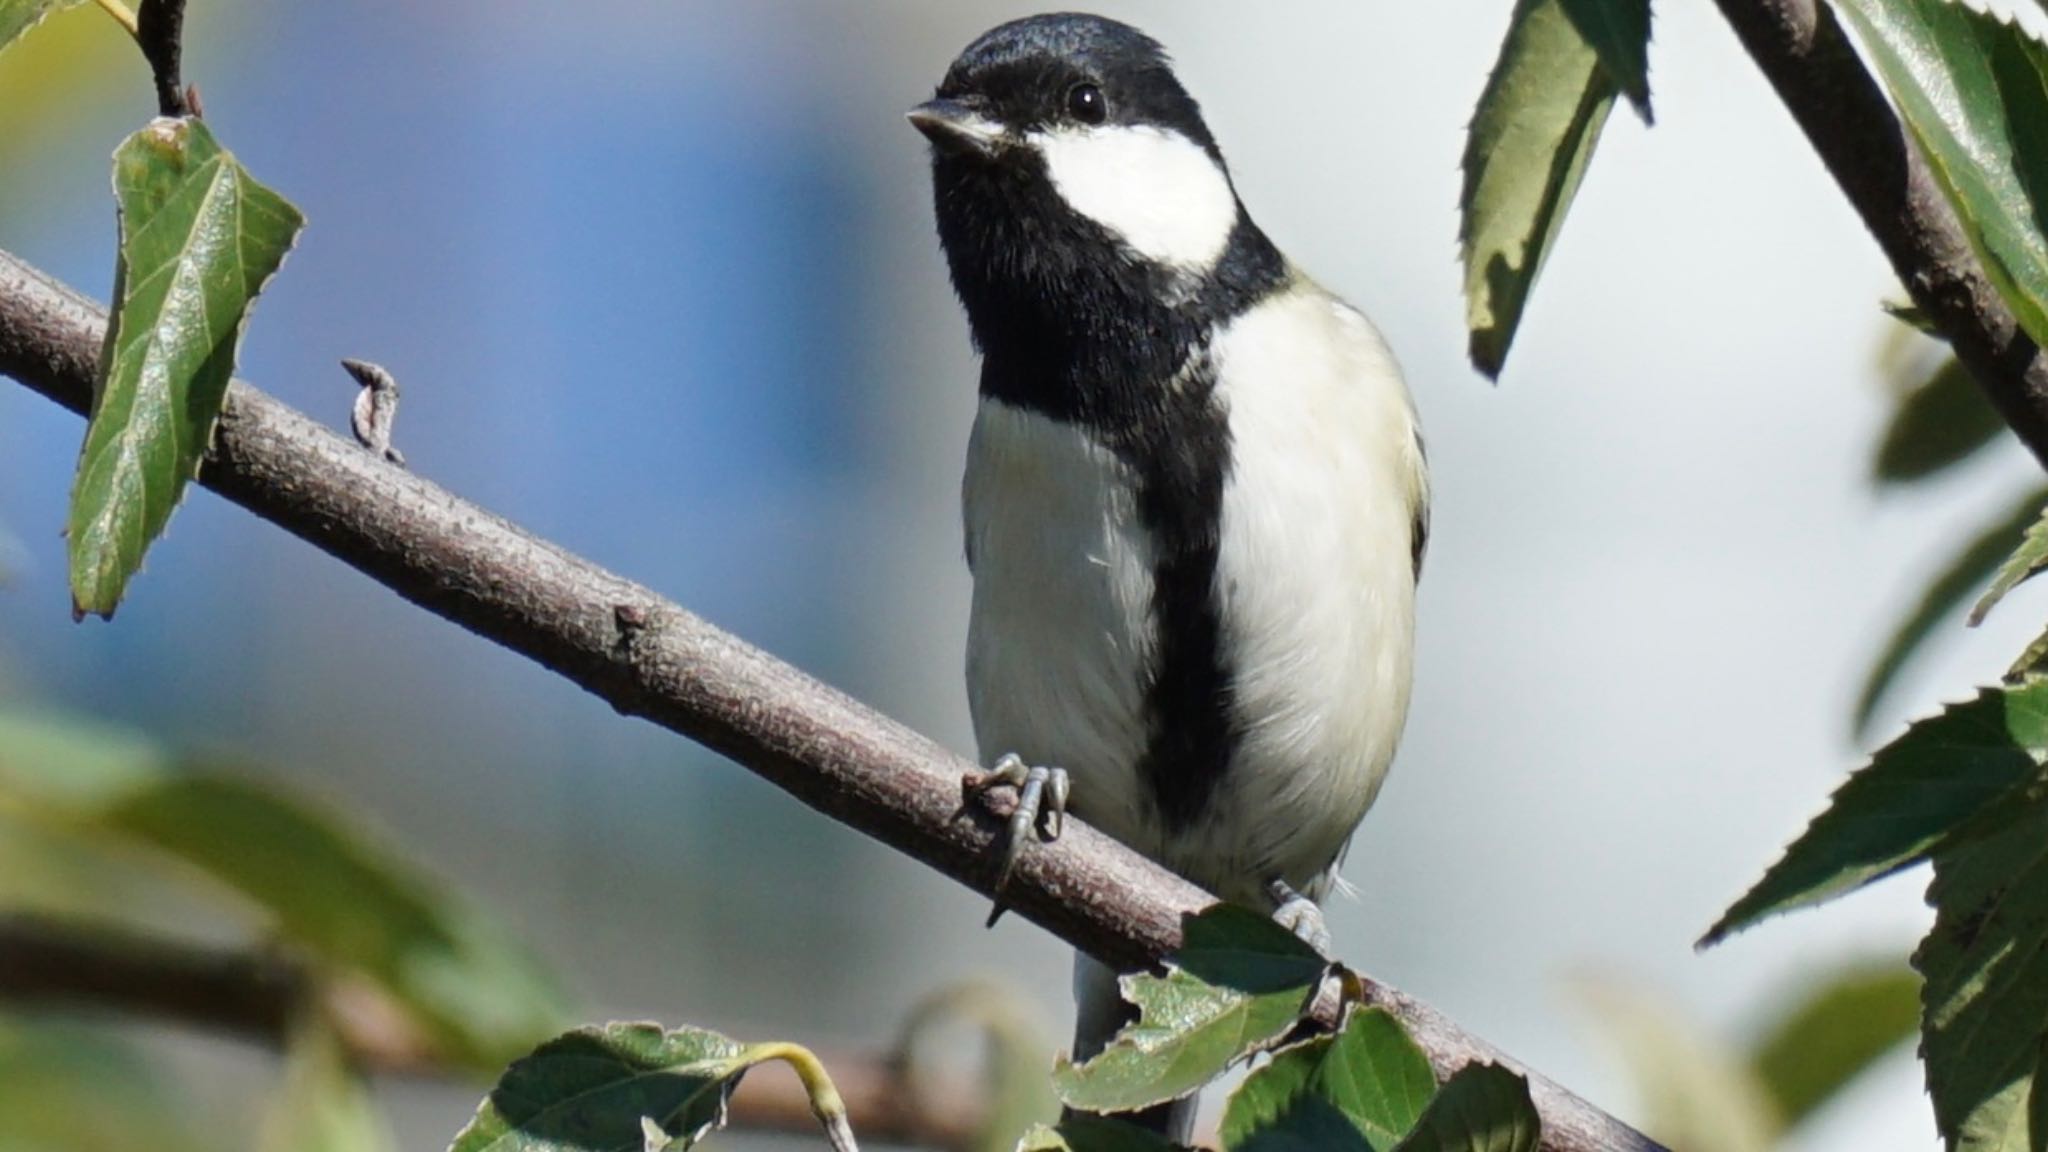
[911,12,1427,1137]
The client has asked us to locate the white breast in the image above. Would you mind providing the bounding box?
[963,400,1160,851]
[960,280,1425,908]
[1204,281,1423,901]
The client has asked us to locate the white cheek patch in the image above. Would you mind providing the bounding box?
[1033,124,1239,271]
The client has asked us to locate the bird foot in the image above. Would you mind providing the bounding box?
[1268,878,1333,957]
[963,753,1069,920]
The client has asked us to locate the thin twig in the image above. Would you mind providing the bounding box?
[0,248,1663,1152]
[134,0,188,118]
[1711,0,2048,472]
[89,0,139,38]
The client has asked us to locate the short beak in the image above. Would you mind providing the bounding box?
[907,98,1005,159]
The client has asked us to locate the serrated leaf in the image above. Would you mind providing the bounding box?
[0,706,570,1070]
[1707,683,2048,946]
[1389,1065,1541,1152]
[1833,0,2048,353]
[449,1024,748,1152]
[1557,0,1651,120]
[1053,906,1329,1115]
[68,116,303,618]
[1460,0,1620,379]
[1747,961,1919,1130]
[1016,1116,1183,1152]
[1972,496,2048,624]
[0,0,83,55]
[1854,485,2048,737]
[1570,978,1775,1152]
[1875,356,2007,484]
[1914,785,2048,1152]
[1220,1008,1435,1152]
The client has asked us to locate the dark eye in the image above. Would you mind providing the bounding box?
[1066,83,1107,125]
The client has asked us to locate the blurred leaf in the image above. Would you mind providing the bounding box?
[1016,1116,1182,1152]
[1706,683,2048,945]
[1460,0,1618,379]
[2010,632,2048,682]
[1054,906,1329,1115]
[69,116,303,618]
[1914,783,2048,1152]
[0,0,83,55]
[1388,1064,1540,1152]
[1972,495,2048,624]
[449,1023,749,1152]
[899,980,1058,1152]
[1571,977,1775,1152]
[0,707,570,1070]
[0,1017,206,1152]
[1853,484,2048,737]
[1833,0,2048,351]
[1220,1008,1434,1152]
[1874,356,2007,484]
[261,1017,396,1152]
[1747,961,1919,1130]
[1557,0,1651,120]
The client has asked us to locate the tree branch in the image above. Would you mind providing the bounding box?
[1711,0,2048,471]
[0,915,982,1149]
[0,248,1662,1152]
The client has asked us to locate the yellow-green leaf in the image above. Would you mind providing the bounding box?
[1747,961,1919,1131]
[1053,906,1329,1116]
[1220,1008,1434,1152]
[0,707,570,1071]
[1388,1064,1541,1152]
[0,0,84,55]
[68,116,303,618]
[1461,0,1620,379]
[1557,0,1652,120]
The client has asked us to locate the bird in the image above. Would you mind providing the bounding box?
[909,12,1428,1139]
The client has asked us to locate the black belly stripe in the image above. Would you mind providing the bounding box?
[1116,355,1236,832]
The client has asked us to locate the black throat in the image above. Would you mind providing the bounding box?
[940,150,1288,832]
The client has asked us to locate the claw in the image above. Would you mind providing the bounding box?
[962,753,1070,923]
[1268,878,1333,958]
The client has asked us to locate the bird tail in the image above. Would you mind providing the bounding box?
[1071,951,1197,1144]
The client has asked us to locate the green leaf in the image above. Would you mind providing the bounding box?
[1557,0,1651,120]
[1747,961,1920,1131]
[1460,0,1619,379]
[0,707,570,1070]
[1854,485,2048,737]
[449,1023,748,1152]
[1874,356,2007,484]
[1053,906,1329,1115]
[1389,1065,1541,1152]
[1833,0,2048,352]
[0,1018,207,1152]
[1706,683,2048,946]
[1972,496,2048,624]
[260,1018,396,1152]
[1914,784,2048,1152]
[1016,1116,1183,1152]
[1220,1008,1435,1152]
[68,116,303,618]
[0,0,84,55]
[1570,978,1776,1152]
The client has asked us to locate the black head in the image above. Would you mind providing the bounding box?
[909,13,1284,410]
[914,13,1222,165]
